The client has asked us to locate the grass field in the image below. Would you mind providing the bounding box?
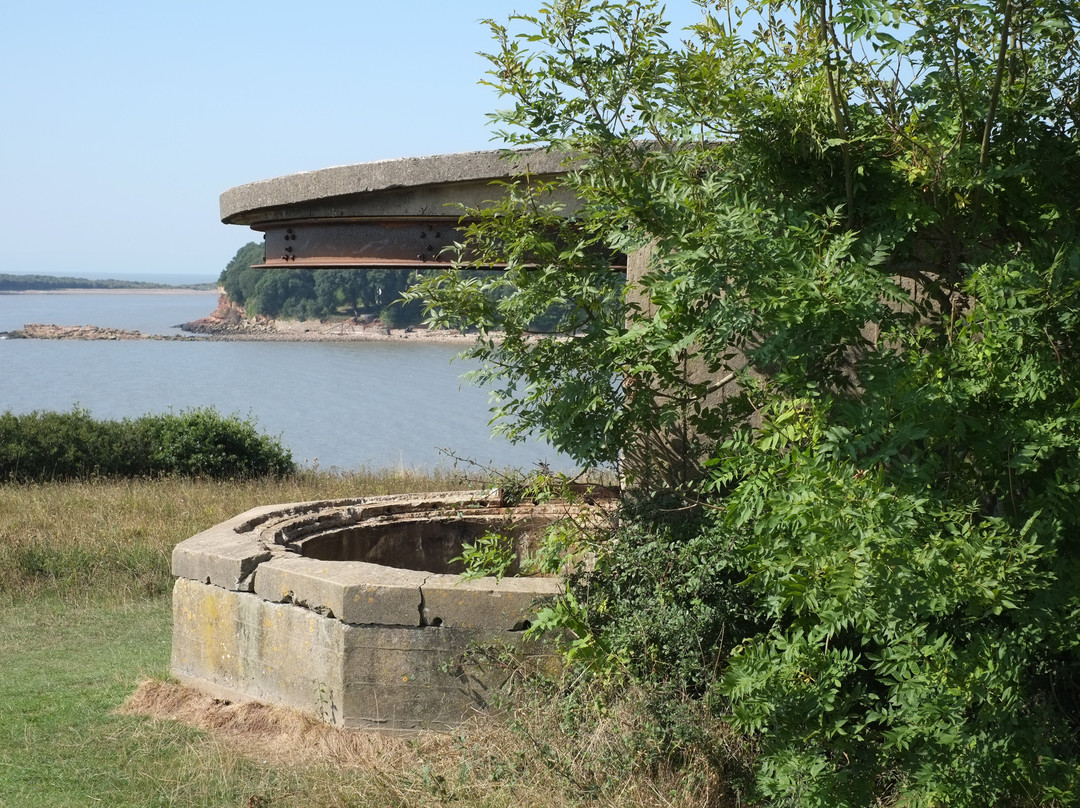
[0,473,447,808]
[0,473,734,808]
[0,470,467,605]
[0,597,469,808]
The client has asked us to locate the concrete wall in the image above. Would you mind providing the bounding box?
[172,576,552,730]
[171,492,581,731]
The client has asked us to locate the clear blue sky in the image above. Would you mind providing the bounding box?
[3,1,704,281]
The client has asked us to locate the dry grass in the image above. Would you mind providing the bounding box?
[120,679,424,771]
[120,677,748,808]
[0,468,468,603]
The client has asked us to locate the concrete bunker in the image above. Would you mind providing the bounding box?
[171,490,593,732]
[173,149,640,733]
[217,149,721,487]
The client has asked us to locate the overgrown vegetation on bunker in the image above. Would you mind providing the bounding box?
[416,0,1080,804]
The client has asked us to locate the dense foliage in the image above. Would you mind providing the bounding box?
[0,408,295,481]
[217,242,428,323]
[417,0,1080,804]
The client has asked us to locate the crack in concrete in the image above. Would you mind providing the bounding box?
[417,574,431,627]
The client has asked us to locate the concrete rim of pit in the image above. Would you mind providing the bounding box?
[170,489,585,631]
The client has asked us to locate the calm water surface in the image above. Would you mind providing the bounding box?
[0,291,568,471]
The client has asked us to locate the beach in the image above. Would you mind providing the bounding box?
[178,315,480,343]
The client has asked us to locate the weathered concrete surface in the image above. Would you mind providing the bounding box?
[220,149,576,226]
[174,578,539,730]
[170,492,501,591]
[169,498,321,592]
[171,523,270,592]
[419,573,561,630]
[254,558,426,627]
[173,577,348,720]
[218,149,590,270]
[249,554,562,629]
[171,491,595,731]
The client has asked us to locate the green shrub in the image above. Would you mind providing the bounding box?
[140,408,294,479]
[0,408,293,481]
[574,516,755,703]
[0,409,144,480]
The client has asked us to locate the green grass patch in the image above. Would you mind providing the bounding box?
[0,597,408,808]
[0,597,180,807]
[0,472,466,807]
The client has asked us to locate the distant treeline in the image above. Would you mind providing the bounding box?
[219,242,442,326]
[0,274,214,292]
[217,242,581,329]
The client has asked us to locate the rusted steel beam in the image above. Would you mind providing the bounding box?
[254,218,465,269]
[253,217,627,271]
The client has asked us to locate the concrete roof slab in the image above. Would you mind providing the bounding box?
[220,149,573,225]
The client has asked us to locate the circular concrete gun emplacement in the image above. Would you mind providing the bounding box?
[171,490,606,731]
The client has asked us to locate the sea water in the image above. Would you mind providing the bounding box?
[0,291,569,472]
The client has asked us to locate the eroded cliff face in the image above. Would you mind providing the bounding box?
[214,292,247,323]
[179,292,268,336]
[194,292,247,326]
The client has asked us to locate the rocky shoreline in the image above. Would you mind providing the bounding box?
[0,319,479,344]
[0,323,199,341]
[0,293,482,344]
[178,315,479,343]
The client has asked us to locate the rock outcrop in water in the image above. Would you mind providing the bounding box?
[1,324,197,341]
